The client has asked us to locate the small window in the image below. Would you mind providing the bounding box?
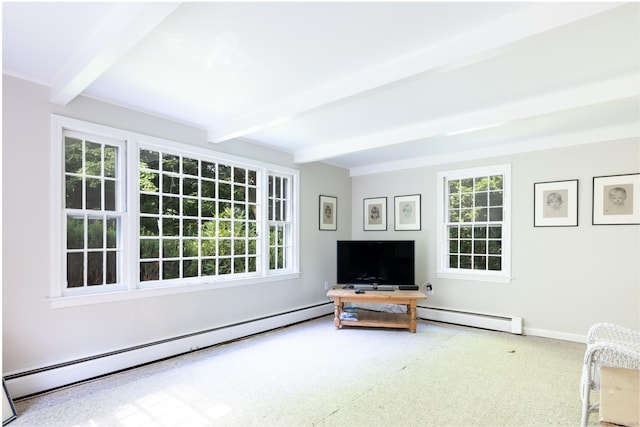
[437,164,511,282]
[63,132,125,292]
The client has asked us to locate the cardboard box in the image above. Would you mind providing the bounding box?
[599,366,640,427]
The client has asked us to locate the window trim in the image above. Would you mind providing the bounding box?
[435,163,512,283]
[50,115,300,308]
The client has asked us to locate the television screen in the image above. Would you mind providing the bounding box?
[337,240,415,287]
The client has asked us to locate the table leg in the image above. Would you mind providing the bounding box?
[333,298,342,329]
[409,300,417,333]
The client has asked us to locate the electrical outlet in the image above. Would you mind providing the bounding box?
[324,281,330,291]
[425,283,434,295]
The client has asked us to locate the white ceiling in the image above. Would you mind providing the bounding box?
[3,2,639,175]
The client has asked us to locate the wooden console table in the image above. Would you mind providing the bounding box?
[327,287,427,333]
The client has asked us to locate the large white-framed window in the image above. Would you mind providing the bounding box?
[436,164,511,283]
[51,115,299,306]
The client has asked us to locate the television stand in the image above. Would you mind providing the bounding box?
[327,287,427,333]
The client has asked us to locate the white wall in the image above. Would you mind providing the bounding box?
[2,75,351,380]
[352,139,640,339]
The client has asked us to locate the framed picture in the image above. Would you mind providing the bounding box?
[592,173,640,225]
[319,195,337,230]
[394,194,421,231]
[364,197,387,231]
[2,381,16,426]
[534,179,578,227]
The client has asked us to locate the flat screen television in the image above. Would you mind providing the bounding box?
[337,240,415,287]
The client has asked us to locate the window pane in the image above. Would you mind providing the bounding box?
[140,216,159,236]
[489,207,503,221]
[105,180,116,211]
[162,218,180,236]
[183,239,198,257]
[490,191,503,206]
[87,217,103,249]
[475,208,488,221]
[86,178,102,210]
[67,252,84,288]
[140,261,159,281]
[183,219,199,236]
[140,239,159,259]
[65,137,83,173]
[183,158,198,176]
[140,194,159,214]
[106,251,117,284]
[183,260,198,277]
[201,259,216,276]
[201,180,216,198]
[183,198,198,217]
[85,142,102,176]
[163,239,180,258]
[201,240,216,257]
[104,146,117,178]
[473,256,487,270]
[183,178,198,196]
[489,226,502,239]
[460,255,472,269]
[87,252,103,285]
[490,175,503,190]
[65,176,83,209]
[163,261,179,279]
[449,255,458,268]
[474,177,488,191]
[163,175,180,194]
[219,258,232,275]
[106,218,117,248]
[162,153,179,173]
[475,192,487,207]
[234,239,246,255]
[201,161,216,179]
[448,180,459,194]
[140,171,159,192]
[234,167,246,183]
[219,164,232,181]
[448,226,458,238]
[67,216,84,249]
[488,256,502,271]
[460,240,472,254]
[473,240,486,254]
[219,183,231,200]
[233,258,245,274]
[488,240,502,255]
[201,200,215,218]
[140,149,160,170]
[460,226,472,238]
[162,196,179,215]
[234,185,246,201]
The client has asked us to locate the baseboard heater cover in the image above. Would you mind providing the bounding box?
[418,306,523,335]
[5,303,333,399]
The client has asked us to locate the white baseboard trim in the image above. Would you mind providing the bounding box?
[5,303,333,399]
[523,327,586,343]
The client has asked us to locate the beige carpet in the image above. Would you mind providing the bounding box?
[11,316,595,426]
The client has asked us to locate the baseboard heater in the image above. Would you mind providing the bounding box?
[417,306,523,335]
[5,303,334,399]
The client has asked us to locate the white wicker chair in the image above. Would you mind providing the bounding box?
[580,323,640,427]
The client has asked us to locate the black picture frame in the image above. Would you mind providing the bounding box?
[592,173,640,225]
[319,195,337,230]
[533,179,579,227]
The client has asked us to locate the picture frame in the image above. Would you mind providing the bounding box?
[319,195,337,231]
[363,197,387,231]
[2,381,16,426]
[534,179,578,227]
[592,173,640,225]
[394,194,421,231]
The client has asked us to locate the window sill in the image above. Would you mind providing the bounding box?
[49,272,301,309]
[435,272,512,284]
